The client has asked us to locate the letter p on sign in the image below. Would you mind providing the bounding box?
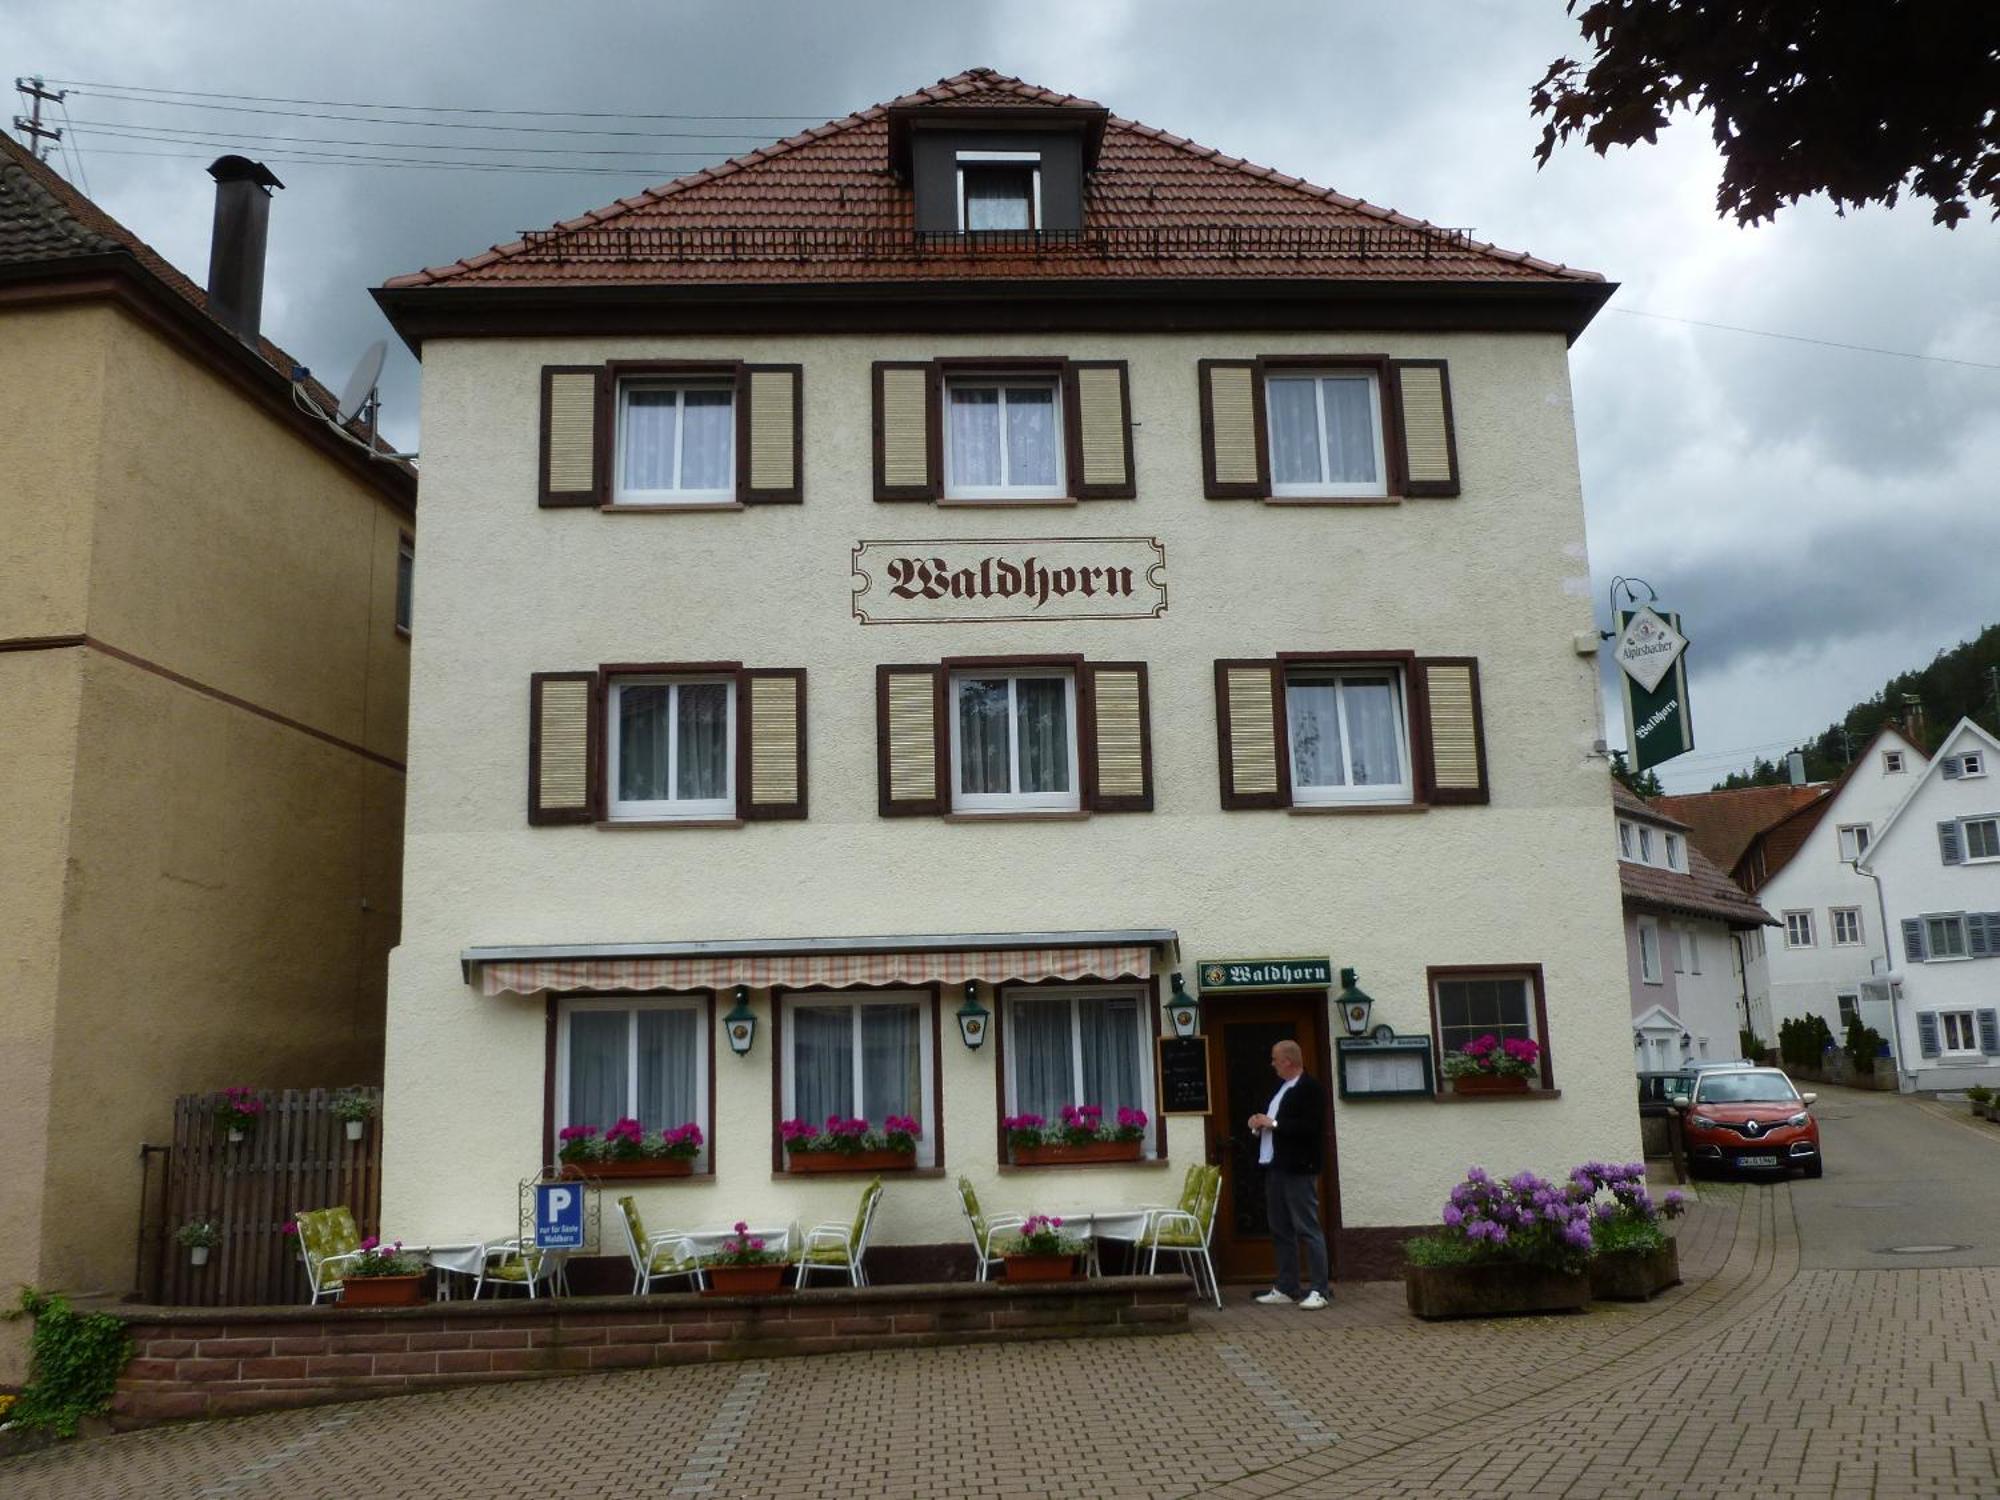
[544,1187,573,1224]
[535,1182,585,1249]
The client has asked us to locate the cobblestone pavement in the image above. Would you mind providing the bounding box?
[8,1100,2000,1497]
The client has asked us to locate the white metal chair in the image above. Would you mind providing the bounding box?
[478,1238,569,1299]
[292,1207,369,1304]
[1140,1164,1223,1308]
[614,1195,706,1295]
[956,1177,1025,1282]
[797,1178,885,1287]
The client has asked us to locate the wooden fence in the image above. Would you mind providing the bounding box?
[153,1088,382,1307]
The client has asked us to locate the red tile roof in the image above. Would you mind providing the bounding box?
[1650,784,1830,873]
[1612,785,1774,928]
[383,68,1604,292]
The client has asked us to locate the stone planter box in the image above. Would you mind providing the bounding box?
[785,1148,915,1174]
[1589,1239,1681,1301]
[1404,1261,1590,1319]
[1011,1139,1143,1166]
[339,1274,426,1307]
[560,1157,696,1181]
[1450,1074,1531,1097]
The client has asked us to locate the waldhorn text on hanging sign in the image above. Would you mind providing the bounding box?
[1620,609,1695,773]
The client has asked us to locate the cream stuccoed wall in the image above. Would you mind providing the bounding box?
[384,328,1641,1253]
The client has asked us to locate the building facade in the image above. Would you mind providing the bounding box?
[0,137,413,1371]
[373,69,1640,1282]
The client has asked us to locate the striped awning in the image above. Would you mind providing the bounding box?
[470,934,1166,997]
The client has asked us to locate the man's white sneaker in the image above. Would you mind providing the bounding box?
[1298,1291,1329,1310]
[1253,1289,1294,1305]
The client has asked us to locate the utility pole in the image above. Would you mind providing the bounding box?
[1837,726,1853,768]
[1988,665,1999,718]
[12,76,66,162]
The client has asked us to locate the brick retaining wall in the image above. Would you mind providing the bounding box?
[110,1275,1190,1427]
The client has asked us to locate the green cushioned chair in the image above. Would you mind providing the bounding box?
[614,1195,705,1295]
[957,1176,1026,1283]
[293,1206,366,1304]
[797,1177,884,1287]
[480,1240,568,1299]
[1142,1164,1222,1307]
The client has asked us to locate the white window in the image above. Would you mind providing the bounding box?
[1618,821,1635,859]
[1664,832,1683,870]
[606,675,736,820]
[956,152,1039,232]
[1964,818,2000,861]
[1784,910,1815,948]
[943,377,1064,500]
[780,991,935,1166]
[1926,914,1969,959]
[1831,907,1864,946]
[614,380,735,504]
[557,997,710,1168]
[949,670,1079,813]
[1939,1010,1980,1054]
[1670,926,1686,974]
[1432,973,1544,1074]
[1265,370,1389,499]
[395,537,414,634]
[1884,750,1906,774]
[1284,667,1411,805]
[1837,993,1860,1027]
[1838,824,1871,862]
[1637,919,1662,984]
[1002,987,1155,1153]
[1963,752,1986,778]
[1682,927,1701,974]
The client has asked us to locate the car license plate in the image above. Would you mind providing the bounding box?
[1740,1153,1779,1167]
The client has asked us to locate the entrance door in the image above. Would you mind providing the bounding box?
[1207,994,1334,1283]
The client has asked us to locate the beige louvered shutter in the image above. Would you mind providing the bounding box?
[736,668,807,819]
[529,672,599,824]
[873,361,938,501]
[738,365,803,503]
[1213,660,1289,809]
[1415,657,1488,805]
[1199,360,1266,499]
[1064,362,1136,499]
[1390,360,1459,497]
[539,366,605,507]
[875,664,946,815]
[1083,662,1153,812]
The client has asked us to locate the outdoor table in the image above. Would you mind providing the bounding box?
[672,1222,801,1263]
[422,1240,492,1300]
[1046,1209,1158,1275]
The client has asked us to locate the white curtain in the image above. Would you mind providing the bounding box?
[1267,377,1321,485]
[679,388,733,490]
[675,683,729,800]
[567,1010,628,1129]
[1288,680,1344,789]
[793,1006,855,1124]
[618,685,672,803]
[622,389,678,491]
[1002,385,1058,487]
[1321,377,1377,483]
[861,1004,920,1122]
[1016,678,1069,793]
[1079,996,1140,1115]
[949,387,1002,488]
[965,170,1031,230]
[1012,998,1073,1120]
[636,1009,698,1131]
[958,678,1011,794]
[1341,676,1402,786]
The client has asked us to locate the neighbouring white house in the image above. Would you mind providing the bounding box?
[1858,718,2000,1091]
[1719,726,1926,1055]
[1613,784,1773,1074]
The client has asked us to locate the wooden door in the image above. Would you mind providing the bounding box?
[1206,994,1334,1283]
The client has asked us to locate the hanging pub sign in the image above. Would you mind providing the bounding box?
[1617,606,1694,774]
[1197,958,1333,993]
[851,537,1167,625]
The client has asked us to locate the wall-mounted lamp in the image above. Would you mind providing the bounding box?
[1165,972,1201,1038]
[724,985,757,1056]
[1335,968,1375,1036]
[956,980,991,1050]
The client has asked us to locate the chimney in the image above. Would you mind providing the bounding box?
[205,155,284,345]
[1786,751,1807,786]
[1900,694,1926,749]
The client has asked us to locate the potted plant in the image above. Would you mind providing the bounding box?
[1005,1104,1147,1164]
[1441,1036,1540,1096]
[702,1221,788,1296]
[338,1236,427,1306]
[215,1086,264,1143]
[557,1119,704,1179]
[780,1115,919,1173]
[331,1088,373,1142]
[1968,1086,1992,1120]
[999,1214,1086,1281]
[177,1220,222,1267]
[1570,1162,1685,1300]
[1403,1166,1594,1318]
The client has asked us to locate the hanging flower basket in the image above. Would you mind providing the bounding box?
[344,1119,367,1142]
[703,1264,788,1297]
[188,1245,210,1267]
[1453,1074,1530,1096]
[340,1274,427,1307]
[1011,1139,1143,1165]
[786,1148,915,1174]
[1002,1252,1079,1282]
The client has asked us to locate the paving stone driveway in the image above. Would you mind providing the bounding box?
[6,1173,1999,1498]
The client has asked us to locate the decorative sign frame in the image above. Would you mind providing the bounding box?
[1196,958,1333,993]
[852,536,1167,625]
[1334,1033,1437,1100]
[1157,1034,1212,1116]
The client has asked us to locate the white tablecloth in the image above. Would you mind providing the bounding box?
[672,1222,801,1261]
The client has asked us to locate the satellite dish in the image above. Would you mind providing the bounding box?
[337,339,387,424]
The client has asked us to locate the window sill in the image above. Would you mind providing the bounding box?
[1262,494,1401,507]
[597,818,746,830]
[772,1166,947,1181]
[1431,1089,1563,1104]
[1287,803,1424,816]
[600,502,745,514]
[937,496,1080,509]
[943,811,1090,823]
[998,1158,1170,1173]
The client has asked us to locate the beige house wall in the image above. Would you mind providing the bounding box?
[385,328,1637,1260]
[0,303,107,640]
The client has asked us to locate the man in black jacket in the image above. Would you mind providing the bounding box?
[1247,1038,1330,1308]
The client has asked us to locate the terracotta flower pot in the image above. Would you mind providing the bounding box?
[785,1148,915,1174]
[703,1264,787,1296]
[340,1274,426,1307]
[1002,1252,1078,1282]
[1404,1262,1589,1319]
[1589,1240,1681,1301]
[1010,1139,1143,1166]
[560,1157,696,1180]
[1451,1074,1531,1096]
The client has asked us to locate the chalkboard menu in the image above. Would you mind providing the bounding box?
[1157,1035,1212,1115]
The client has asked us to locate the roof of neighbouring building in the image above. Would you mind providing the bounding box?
[1613,783,1775,929]
[1651,783,1831,872]
[382,67,1608,293]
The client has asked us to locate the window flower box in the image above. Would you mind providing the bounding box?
[1588,1239,1681,1301]
[1440,1035,1540,1096]
[557,1119,704,1178]
[1451,1074,1530,1096]
[340,1274,427,1307]
[780,1115,921,1173]
[1003,1105,1148,1164]
[786,1147,916,1174]
[560,1157,695,1181]
[1404,1261,1589,1318]
[1011,1139,1143,1166]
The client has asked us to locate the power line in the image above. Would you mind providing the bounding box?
[65,143,702,177]
[65,103,794,141]
[47,78,836,122]
[1609,306,2000,372]
[68,117,772,158]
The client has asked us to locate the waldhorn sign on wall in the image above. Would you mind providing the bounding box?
[1616,605,1694,773]
[851,537,1167,625]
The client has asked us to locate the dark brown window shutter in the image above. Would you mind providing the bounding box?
[873,361,939,501]
[876,664,946,815]
[1414,657,1488,804]
[1083,661,1153,812]
[529,671,600,823]
[1063,361,1136,499]
[539,366,606,507]
[1199,359,1267,499]
[736,668,808,819]
[737,364,804,504]
[1389,360,1460,497]
[1213,659,1289,808]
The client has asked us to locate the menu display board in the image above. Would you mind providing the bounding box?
[1157,1036,1212,1115]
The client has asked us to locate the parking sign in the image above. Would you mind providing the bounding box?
[535,1182,584,1249]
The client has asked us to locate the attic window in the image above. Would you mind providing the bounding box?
[958,152,1039,232]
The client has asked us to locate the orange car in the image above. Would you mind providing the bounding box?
[1672,1067,1823,1179]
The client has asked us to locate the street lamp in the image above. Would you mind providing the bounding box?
[1165,972,1201,1038]
[1335,968,1375,1036]
[724,985,757,1056]
[956,980,991,1050]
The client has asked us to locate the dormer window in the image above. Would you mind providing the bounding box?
[958,152,1040,232]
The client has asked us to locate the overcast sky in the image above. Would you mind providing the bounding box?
[11,1,1997,792]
